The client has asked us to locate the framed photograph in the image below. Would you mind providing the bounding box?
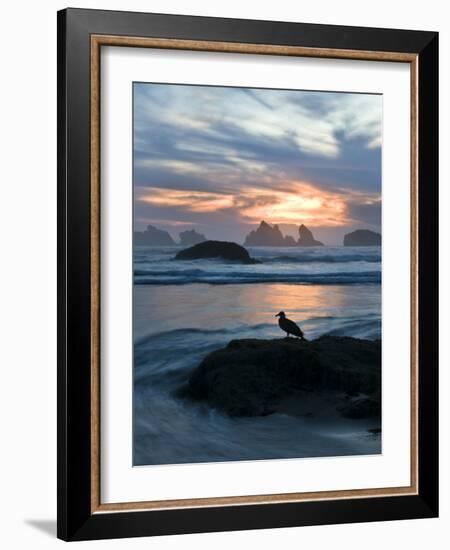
[57,8,438,541]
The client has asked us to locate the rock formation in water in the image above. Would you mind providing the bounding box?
[134,224,175,246]
[183,336,381,418]
[244,221,296,247]
[179,229,207,246]
[283,235,297,246]
[175,240,260,264]
[297,224,324,246]
[343,229,381,246]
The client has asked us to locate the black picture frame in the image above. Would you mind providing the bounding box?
[57,7,438,541]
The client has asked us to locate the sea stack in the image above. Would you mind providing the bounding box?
[297,224,324,246]
[134,224,175,246]
[244,221,296,247]
[344,230,381,246]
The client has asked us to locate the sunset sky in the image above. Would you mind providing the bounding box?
[133,83,382,245]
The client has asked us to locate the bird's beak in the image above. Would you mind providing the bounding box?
[275,313,280,317]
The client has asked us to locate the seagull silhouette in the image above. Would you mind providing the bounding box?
[275,311,306,340]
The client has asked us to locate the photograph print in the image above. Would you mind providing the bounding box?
[133,82,382,466]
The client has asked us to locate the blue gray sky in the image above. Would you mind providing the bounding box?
[133,83,382,245]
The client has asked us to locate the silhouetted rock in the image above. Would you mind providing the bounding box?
[134,225,175,246]
[179,229,207,246]
[337,395,381,419]
[185,336,380,417]
[284,235,297,246]
[244,221,296,247]
[297,224,324,246]
[344,230,381,246]
[368,427,382,434]
[175,240,260,264]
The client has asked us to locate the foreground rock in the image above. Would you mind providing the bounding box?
[297,224,324,246]
[134,224,175,246]
[344,229,381,246]
[337,392,381,419]
[175,240,260,264]
[179,229,207,246]
[185,336,381,418]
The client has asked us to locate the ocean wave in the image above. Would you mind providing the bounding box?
[267,254,381,264]
[134,319,380,349]
[133,324,274,383]
[134,270,381,285]
[134,254,381,265]
[133,317,381,387]
[135,323,272,345]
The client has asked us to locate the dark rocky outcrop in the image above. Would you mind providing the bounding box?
[175,240,260,264]
[244,221,325,247]
[344,229,381,246]
[134,225,175,246]
[337,394,381,419]
[284,235,297,246]
[244,221,296,247]
[179,229,207,246]
[184,336,381,418]
[297,224,324,246]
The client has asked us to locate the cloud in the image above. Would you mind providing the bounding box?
[138,181,353,228]
[347,198,382,227]
[138,187,235,213]
[133,83,382,239]
[134,84,382,164]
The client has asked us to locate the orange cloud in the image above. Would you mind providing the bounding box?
[138,181,354,227]
[139,188,234,213]
[135,217,196,227]
[238,182,348,227]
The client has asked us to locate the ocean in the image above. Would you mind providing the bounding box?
[133,245,382,466]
